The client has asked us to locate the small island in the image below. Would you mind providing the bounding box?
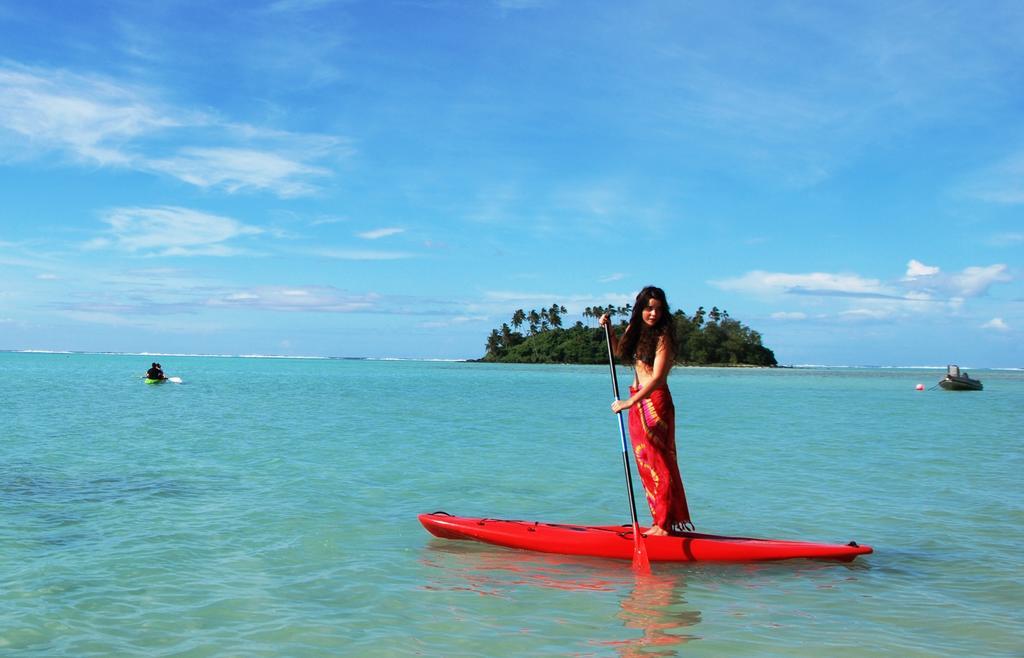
[481,304,777,366]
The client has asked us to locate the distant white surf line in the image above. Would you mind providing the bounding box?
[789,364,953,370]
[10,349,74,354]
[3,349,469,362]
[364,357,469,362]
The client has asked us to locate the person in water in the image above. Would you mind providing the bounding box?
[600,286,693,536]
[146,362,165,380]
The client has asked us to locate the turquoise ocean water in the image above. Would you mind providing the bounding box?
[2,351,1022,656]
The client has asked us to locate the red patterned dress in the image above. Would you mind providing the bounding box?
[628,385,693,532]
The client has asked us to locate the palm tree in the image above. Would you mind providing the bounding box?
[512,309,526,331]
[548,303,563,328]
[528,310,540,335]
[485,329,502,357]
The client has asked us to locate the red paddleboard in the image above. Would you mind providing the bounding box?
[420,512,872,563]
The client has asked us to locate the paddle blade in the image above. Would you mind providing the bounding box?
[631,524,652,574]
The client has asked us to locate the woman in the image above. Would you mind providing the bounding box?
[600,286,693,536]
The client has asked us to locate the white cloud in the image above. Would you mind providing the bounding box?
[600,273,625,283]
[949,264,1012,297]
[839,308,892,321]
[901,262,1012,298]
[86,206,263,256]
[0,64,179,166]
[905,259,940,278]
[484,291,564,304]
[0,63,346,197]
[146,147,330,198]
[770,311,807,321]
[712,270,890,297]
[357,227,405,240]
[207,286,379,312]
[310,216,348,226]
[981,317,1010,332]
[719,263,1012,302]
[481,291,630,317]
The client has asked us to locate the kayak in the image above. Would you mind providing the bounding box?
[144,376,182,384]
[419,512,872,563]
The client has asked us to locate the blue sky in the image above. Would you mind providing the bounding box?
[1,1,1021,365]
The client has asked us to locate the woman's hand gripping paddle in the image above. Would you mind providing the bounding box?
[603,323,652,575]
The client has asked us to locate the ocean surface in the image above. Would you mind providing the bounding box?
[2,352,1021,656]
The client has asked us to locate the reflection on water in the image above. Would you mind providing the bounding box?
[420,541,872,655]
[420,541,622,595]
[421,541,702,654]
[603,573,701,656]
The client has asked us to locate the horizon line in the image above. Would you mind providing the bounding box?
[1,349,1018,370]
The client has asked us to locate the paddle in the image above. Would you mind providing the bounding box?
[603,323,652,575]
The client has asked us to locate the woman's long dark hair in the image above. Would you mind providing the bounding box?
[616,286,676,366]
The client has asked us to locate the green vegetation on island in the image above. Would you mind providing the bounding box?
[482,304,778,366]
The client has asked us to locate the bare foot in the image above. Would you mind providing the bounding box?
[644,525,669,537]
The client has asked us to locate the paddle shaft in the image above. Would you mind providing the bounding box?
[603,324,644,533]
